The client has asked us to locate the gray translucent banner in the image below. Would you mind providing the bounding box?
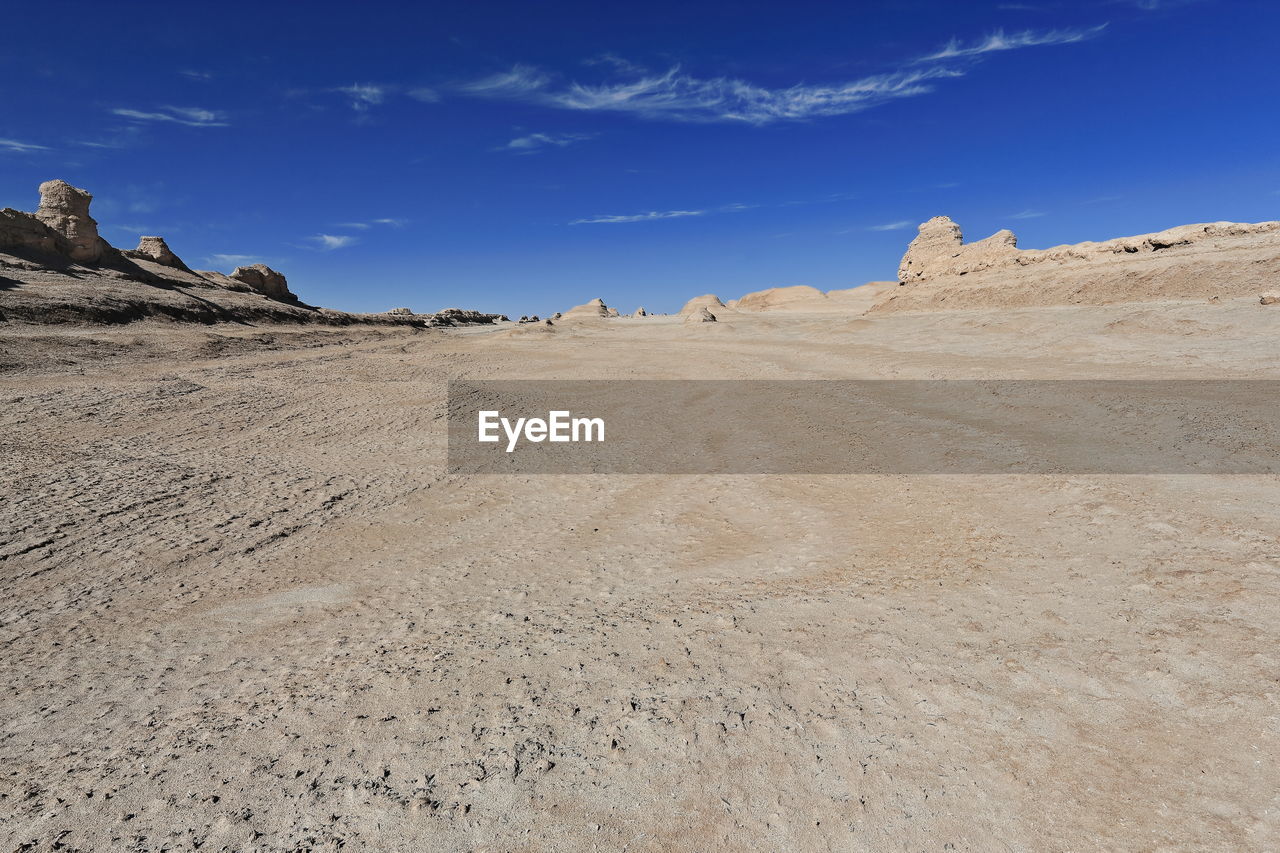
[446,380,1280,474]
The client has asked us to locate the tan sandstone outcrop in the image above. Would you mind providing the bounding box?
[898,216,1280,286]
[1262,293,1280,305]
[230,264,295,300]
[561,297,610,320]
[684,306,717,323]
[878,215,1280,312]
[35,180,105,263]
[679,294,726,317]
[130,236,188,269]
[0,208,61,256]
[897,216,1018,284]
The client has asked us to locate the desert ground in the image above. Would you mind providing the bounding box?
[2,296,1278,852]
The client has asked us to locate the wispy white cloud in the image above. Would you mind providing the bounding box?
[466,64,962,125]
[499,131,595,152]
[1009,209,1047,219]
[0,138,50,153]
[310,234,357,250]
[460,64,552,97]
[869,221,915,231]
[571,209,705,225]
[335,218,407,229]
[917,24,1107,62]
[180,69,213,81]
[718,202,759,212]
[459,27,1103,125]
[112,106,229,127]
[334,84,387,112]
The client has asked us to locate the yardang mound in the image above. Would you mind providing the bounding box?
[0,180,506,327]
[877,214,1280,312]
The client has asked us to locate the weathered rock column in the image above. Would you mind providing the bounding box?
[897,216,963,284]
[35,180,104,263]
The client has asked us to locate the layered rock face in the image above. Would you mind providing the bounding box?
[230,264,295,300]
[34,180,105,263]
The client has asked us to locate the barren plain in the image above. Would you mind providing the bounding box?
[2,294,1278,851]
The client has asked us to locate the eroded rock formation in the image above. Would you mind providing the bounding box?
[878,215,1280,311]
[130,236,188,269]
[1,180,107,262]
[230,264,295,300]
[679,294,726,316]
[35,180,105,263]
[897,215,1280,286]
[561,297,610,320]
[898,217,1018,284]
[429,307,507,326]
[0,208,61,256]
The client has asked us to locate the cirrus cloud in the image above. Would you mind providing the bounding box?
[457,25,1107,126]
[571,209,705,225]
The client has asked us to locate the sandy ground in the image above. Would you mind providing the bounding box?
[2,298,1278,851]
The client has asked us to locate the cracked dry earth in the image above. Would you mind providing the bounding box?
[2,303,1278,852]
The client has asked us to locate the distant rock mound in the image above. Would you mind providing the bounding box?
[736,285,827,312]
[561,297,610,320]
[634,307,647,317]
[879,215,1280,312]
[430,307,507,326]
[230,264,295,300]
[679,294,725,317]
[0,178,507,327]
[729,282,896,315]
[684,306,717,323]
[126,236,188,270]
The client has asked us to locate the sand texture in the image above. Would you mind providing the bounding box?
[2,295,1279,851]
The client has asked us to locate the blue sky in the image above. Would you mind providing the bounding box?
[2,0,1276,316]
